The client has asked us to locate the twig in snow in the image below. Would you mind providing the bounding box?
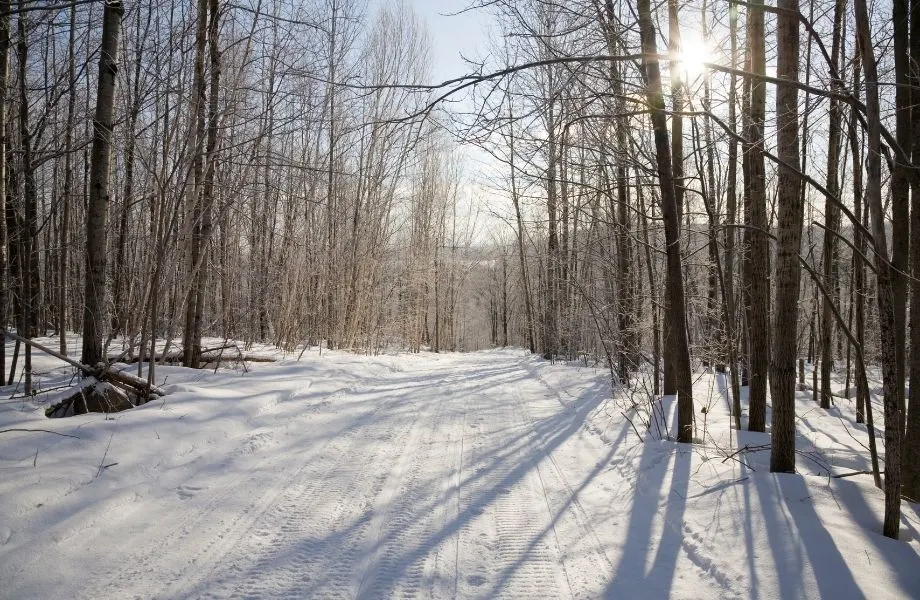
[826,473,842,510]
[95,428,116,479]
[0,428,80,439]
[796,449,833,475]
[832,469,886,479]
[621,411,644,442]
[720,443,770,463]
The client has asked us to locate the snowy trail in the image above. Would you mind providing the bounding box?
[1,351,619,599]
[2,347,919,599]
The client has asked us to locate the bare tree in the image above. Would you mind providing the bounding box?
[742,0,770,433]
[853,0,903,538]
[636,0,693,442]
[0,0,8,380]
[82,0,124,366]
[769,0,803,473]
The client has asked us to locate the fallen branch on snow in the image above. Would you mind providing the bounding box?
[0,428,80,439]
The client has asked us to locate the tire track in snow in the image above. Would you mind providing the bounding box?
[455,392,569,599]
[76,383,378,600]
[198,369,471,599]
[510,385,615,599]
[194,385,428,600]
[354,372,468,600]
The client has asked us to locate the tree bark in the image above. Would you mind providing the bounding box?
[0,0,8,381]
[742,0,770,432]
[891,0,910,437]
[636,0,694,442]
[59,4,76,355]
[725,0,741,429]
[769,0,803,473]
[820,0,845,410]
[182,0,209,368]
[904,0,920,502]
[854,0,903,538]
[662,0,685,396]
[82,1,124,366]
[17,11,40,393]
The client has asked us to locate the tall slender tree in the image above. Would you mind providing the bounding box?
[769,0,803,473]
[82,0,124,366]
[854,0,904,538]
[636,0,694,442]
[742,0,770,432]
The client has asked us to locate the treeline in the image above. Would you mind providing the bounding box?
[0,0,493,388]
[459,0,918,541]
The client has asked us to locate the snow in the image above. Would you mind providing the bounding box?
[0,338,918,599]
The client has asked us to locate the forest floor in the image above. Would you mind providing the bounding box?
[0,338,919,599]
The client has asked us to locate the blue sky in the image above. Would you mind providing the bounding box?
[384,0,494,81]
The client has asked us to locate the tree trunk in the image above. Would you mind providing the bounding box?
[742,0,770,432]
[0,0,8,380]
[769,0,803,473]
[637,0,693,442]
[854,0,903,538]
[82,1,124,366]
[182,0,208,368]
[904,0,920,502]
[891,0,910,437]
[820,0,845,410]
[848,56,867,425]
[543,93,559,360]
[662,0,685,397]
[58,4,76,355]
[17,11,40,393]
[725,0,741,428]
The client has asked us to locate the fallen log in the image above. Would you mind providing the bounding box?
[45,379,134,418]
[95,363,165,397]
[1,329,93,375]
[1,330,165,411]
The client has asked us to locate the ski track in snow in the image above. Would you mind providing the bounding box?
[36,352,617,600]
[3,349,919,599]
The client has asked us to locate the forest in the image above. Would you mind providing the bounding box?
[0,0,917,564]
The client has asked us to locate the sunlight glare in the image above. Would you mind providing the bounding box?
[677,37,713,80]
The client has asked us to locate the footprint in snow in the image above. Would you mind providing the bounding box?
[176,485,206,500]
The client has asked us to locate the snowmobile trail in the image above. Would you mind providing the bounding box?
[3,348,919,599]
[104,352,611,599]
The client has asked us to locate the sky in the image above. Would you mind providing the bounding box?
[404,0,495,82]
[365,0,506,241]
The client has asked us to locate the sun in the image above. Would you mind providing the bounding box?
[677,36,713,80]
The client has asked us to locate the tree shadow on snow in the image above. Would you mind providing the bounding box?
[181,361,617,598]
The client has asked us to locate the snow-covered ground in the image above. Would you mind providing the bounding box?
[0,338,918,598]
